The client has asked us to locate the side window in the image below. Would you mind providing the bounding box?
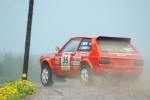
[62,39,80,52]
[78,38,92,51]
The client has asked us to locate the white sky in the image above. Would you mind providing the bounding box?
[0,0,150,59]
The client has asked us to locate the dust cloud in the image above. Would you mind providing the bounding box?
[24,59,150,100]
[1,53,150,99]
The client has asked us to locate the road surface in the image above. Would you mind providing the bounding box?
[23,74,150,100]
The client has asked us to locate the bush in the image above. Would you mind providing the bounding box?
[0,80,36,100]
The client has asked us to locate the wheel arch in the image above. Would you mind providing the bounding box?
[80,59,96,79]
[41,59,53,70]
[80,59,93,70]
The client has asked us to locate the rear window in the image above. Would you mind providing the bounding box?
[98,38,136,53]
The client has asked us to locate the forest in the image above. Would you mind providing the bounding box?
[0,53,41,83]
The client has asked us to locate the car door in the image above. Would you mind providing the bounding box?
[53,38,81,76]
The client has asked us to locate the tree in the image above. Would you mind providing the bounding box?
[0,62,3,76]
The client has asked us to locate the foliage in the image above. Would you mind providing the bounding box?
[0,53,41,83]
[0,80,36,100]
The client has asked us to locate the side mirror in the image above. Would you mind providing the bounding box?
[55,46,60,51]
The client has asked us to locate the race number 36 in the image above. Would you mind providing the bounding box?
[61,55,70,70]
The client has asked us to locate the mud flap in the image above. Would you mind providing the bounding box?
[90,68,96,78]
[51,68,66,82]
[90,68,101,81]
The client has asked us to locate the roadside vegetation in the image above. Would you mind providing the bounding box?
[0,52,41,100]
[0,80,36,100]
[0,53,41,83]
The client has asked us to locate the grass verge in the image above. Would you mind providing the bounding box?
[0,80,36,100]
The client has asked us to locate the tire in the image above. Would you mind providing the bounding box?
[41,63,54,87]
[80,62,93,85]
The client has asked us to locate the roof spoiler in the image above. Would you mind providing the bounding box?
[96,36,131,41]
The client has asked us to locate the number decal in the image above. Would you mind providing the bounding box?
[61,55,70,70]
[63,56,68,64]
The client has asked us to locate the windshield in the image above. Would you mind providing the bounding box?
[98,38,136,53]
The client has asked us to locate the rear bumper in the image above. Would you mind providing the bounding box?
[103,68,142,75]
[94,65,143,75]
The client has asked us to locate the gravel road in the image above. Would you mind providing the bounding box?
[23,74,150,100]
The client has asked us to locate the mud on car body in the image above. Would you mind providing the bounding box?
[40,36,144,86]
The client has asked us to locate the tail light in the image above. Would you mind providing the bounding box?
[99,57,110,64]
[134,60,143,66]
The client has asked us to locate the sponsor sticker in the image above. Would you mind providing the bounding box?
[61,66,70,70]
[81,42,88,45]
[74,66,79,69]
[71,61,80,65]
[75,53,89,56]
[108,52,134,56]
[108,52,126,56]
[50,54,55,58]
[79,46,91,50]
[55,56,61,60]
[55,61,60,64]
[73,56,81,60]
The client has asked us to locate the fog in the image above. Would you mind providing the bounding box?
[0,1,150,57]
[0,0,150,99]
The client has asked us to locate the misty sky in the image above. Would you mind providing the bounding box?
[0,0,150,59]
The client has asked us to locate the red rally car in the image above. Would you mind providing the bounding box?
[40,36,144,87]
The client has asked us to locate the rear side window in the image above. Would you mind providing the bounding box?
[78,38,92,51]
[98,38,136,53]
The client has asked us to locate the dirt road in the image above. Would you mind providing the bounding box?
[23,74,150,100]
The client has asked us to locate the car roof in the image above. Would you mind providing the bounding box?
[72,36,131,40]
[72,36,98,39]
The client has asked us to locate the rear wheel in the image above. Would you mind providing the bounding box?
[41,63,54,87]
[80,63,92,85]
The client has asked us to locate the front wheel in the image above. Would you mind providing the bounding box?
[41,63,54,87]
[80,63,93,85]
